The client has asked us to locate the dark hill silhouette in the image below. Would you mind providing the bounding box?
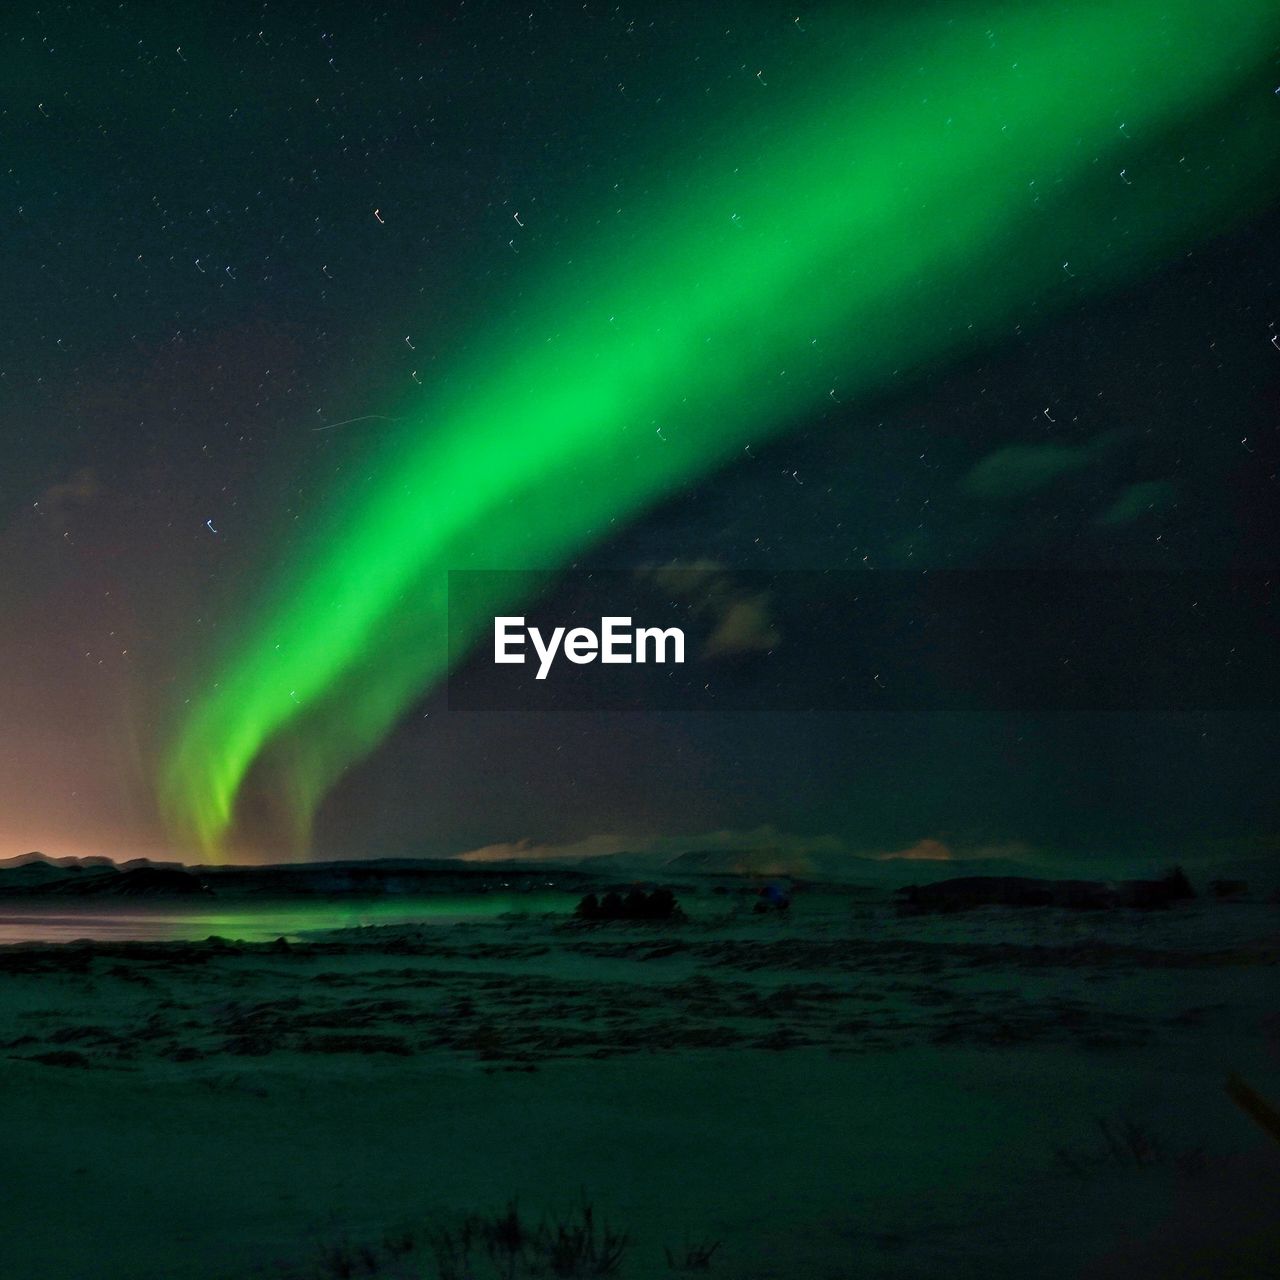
[0,866,209,898]
[0,855,592,900]
[0,851,123,870]
[54,867,208,897]
[897,868,1196,913]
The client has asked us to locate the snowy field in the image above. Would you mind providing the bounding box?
[0,890,1277,1279]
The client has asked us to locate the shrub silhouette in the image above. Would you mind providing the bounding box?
[429,1197,628,1278]
[1209,878,1248,899]
[1053,1115,1206,1178]
[665,1237,723,1271]
[648,887,677,918]
[623,888,649,917]
[575,887,681,921]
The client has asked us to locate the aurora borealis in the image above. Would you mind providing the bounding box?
[151,0,1280,857]
[0,0,1276,866]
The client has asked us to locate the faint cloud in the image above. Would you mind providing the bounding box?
[638,559,781,658]
[455,824,845,870]
[1095,479,1176,526]
[961,434,1116,501]
[702,594,780,658]
[645,558,724,595]
[874,837,1033,863]
[875,837,955,862]
[33,467,103,531]
[456,833,626,863]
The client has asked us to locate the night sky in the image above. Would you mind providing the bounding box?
[1,1,1277,864]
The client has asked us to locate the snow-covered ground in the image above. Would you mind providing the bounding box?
[0,890,1276,1278]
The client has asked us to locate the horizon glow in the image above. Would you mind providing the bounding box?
[160,0,1279,858]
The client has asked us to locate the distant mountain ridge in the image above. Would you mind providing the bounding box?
[0,851,183,872]
[0,855,208,899]
[2,848,1271,902]
[0,853,591,901]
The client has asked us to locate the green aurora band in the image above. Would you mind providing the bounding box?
[161,0,1279,857]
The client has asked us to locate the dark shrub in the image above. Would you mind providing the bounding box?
[1209,879,1248,899]
[648,887,677,918]
[579,887,681,921]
